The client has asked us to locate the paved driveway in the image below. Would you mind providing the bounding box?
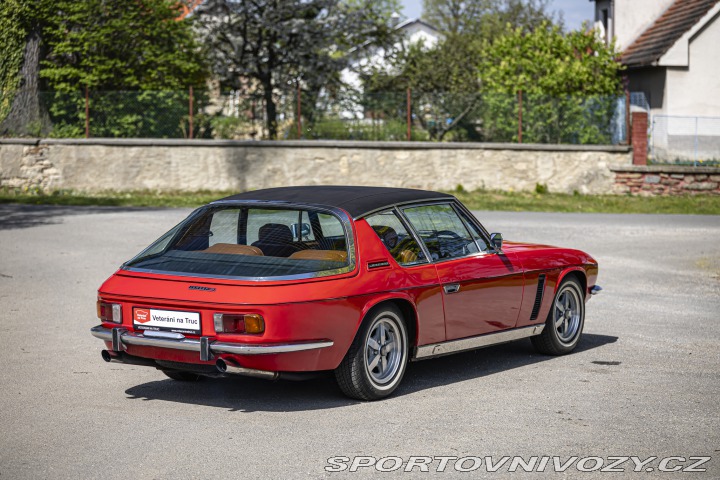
[0,205,718,478]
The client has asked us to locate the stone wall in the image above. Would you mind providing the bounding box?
[0,138,632,194]
[612,165,720,195]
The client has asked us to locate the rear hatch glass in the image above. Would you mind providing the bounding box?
[123,204,354,280]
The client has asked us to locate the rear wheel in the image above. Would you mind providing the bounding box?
[335,305,408,401]
[161,370,203,382]
[532,277,585,355]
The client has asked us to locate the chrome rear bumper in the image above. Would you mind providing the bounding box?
[90,325,333,361]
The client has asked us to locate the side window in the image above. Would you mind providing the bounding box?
[246,209,297,245]
[209,209,240,246]
[402,204,477,261]
[365,210,426,266]
[457,209,490,252]
[318,213,344,238]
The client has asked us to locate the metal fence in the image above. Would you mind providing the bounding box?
[650,115,720,166]
[0,88,628,145]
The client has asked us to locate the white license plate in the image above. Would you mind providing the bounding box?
[133,307,201,334]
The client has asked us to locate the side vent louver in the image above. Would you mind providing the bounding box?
[529,274,546,321]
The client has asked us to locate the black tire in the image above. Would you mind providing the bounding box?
[532,277,585,355]
[335,305,409,401]
[161,370,203,382]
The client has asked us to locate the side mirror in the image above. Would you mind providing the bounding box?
[490,232,503,251]
[291,223,312,240]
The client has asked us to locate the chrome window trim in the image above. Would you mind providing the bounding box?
[121,200,357,282]
[364,207,431,268]
[354,197,455,221]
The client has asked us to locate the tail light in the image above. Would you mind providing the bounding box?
[97,301,122,323]
[214,313,264,334]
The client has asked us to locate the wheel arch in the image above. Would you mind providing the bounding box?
[361,296,419,348]
[557,268,587,299]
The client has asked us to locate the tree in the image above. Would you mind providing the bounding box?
[1,0,207,137]
[195,0,399,139]
[422,0,560,38]
[0,0,54,136]
[479,23,624,143]
[365,35,484,140]
[41,0,205,91]
[360,0,562,141]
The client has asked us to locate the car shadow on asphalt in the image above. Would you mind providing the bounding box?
[123,333,618,412]
[0,204,170,230]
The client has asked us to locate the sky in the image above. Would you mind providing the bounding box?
[399,0,595,31]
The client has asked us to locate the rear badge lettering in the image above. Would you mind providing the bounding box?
[367,260,391,270]
[189,286,215,291]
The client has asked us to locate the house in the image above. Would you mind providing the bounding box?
[591,0,720,161]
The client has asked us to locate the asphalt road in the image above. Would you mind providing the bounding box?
[0,205,718,479]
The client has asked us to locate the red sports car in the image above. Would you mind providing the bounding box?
[92,186,601,400]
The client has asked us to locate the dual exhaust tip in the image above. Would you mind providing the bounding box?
[101,350,278,380]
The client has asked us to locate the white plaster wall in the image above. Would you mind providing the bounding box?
[665,13,720,119]
[614,0,674,49]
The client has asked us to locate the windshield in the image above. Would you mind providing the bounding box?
[124,203,354,280]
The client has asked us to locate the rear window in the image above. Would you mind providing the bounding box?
[124,204,353,280]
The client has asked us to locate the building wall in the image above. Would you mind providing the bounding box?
[0,139,631,195]
[612,0,674,49]
[665,12,720,118]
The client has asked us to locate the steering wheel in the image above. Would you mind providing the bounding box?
[431,230,473,258]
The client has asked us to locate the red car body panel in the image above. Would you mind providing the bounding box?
[94,189,600,376]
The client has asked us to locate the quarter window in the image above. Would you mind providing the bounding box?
[402,204,478,261]
[365,210,426,266]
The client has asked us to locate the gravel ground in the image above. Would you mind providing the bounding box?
[0,204,718,479]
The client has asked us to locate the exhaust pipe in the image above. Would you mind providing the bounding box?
[216,358,279,380]
[101,350,158,368]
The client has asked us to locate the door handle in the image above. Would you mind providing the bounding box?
[443,283,460,294]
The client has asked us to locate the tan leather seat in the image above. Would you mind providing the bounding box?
[289,250,348,262]
[203,243,263,256]
[398,249,417,264]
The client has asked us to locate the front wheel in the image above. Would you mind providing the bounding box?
[532,277,585,355]
[335,305,409,401]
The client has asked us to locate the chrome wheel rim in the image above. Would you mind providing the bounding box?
[554,286,582,344]
[364,316,404,386]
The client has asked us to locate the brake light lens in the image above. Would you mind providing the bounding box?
[97,301,122,323]
[214,313,264,334]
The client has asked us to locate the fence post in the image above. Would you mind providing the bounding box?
[631,111,648,165]
[625,88,631,145]
[694,117,698,167]
[188,86,194,139]
[85,85,89,138]
[517,89,522,144]
[297,83,302,139]
[406,88,411,141]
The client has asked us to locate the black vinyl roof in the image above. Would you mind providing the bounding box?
[217,186,454,218]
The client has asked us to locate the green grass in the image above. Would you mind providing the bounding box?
[1,187,719,215]
[451,189,720,215]
[0,189,233,208]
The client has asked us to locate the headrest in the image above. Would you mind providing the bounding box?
[258,223,293,244]
[371,225,398,249]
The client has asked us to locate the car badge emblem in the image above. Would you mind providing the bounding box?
[189,286,216,291]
